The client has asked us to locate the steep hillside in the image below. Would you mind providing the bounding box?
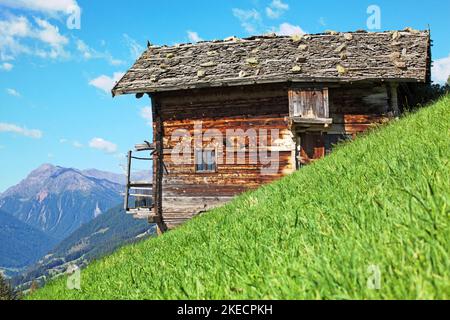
[13,205,154,289]
[0,164,123,240]
[0,210,57,276]
[50,205,153,261]
[30,96,450,300]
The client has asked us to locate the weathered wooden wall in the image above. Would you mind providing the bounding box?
[327,84,392,134]
[154,84,294,228]
[152,82,396,229]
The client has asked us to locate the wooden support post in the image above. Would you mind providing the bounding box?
[152,96,168,233]
[390,83,400,116]
[295,135,301,170]
[322,87,329,119]
[124,150,132,211]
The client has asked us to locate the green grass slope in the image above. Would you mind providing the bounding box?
[30,96,450,300]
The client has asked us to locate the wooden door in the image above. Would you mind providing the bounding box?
[298,133,325,165]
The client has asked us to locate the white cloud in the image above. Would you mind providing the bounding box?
[0,15,31,37]
[72,141,83,148]
[34,18,68,47]
[0,122,42,139]
[76,39,123,66]
[76,39,95,59]
[432,55,450,84]
[232,8,262,34]
[187,31,203,43]
[266,8,278,19]
[140,106,153,125]
[266,0,289,19]
[89,138,117,154]
[6,88,20,97]
[271,0,289,11]
[0,15,33,60]
[275,22,306,36]
[33,18,69,59]
[60,138,83,148]
[0,0,80,16]
[0,15,70,61]
[107,58,123,66]
[123,34,144,60]
[0,62,13,71]
[89,72,125,94]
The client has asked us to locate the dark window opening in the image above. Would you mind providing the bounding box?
[195,149,217,172]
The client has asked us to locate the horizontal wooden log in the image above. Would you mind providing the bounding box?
[332,114,392,124]
[135,142,155,151]
[129,181,152,186]
[292,117,333,125]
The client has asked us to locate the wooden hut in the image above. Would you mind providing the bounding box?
[112,29,431,232]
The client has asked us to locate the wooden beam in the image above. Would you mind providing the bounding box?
[129,181,153,188]
[152,96,168,233]
[389,83,400,115]
[323,87,329,119]
[135,142,155,152]
[128,193,153,198]
[124,150,132,211]
[292,117,333,125]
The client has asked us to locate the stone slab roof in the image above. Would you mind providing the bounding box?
[112,29,431,96]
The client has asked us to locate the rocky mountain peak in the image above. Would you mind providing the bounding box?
[27,163,58,178]
[0,164,125,239]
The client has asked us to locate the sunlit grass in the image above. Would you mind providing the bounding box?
[29,95,450,300]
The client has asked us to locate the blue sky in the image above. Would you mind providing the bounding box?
[0,0,449,192]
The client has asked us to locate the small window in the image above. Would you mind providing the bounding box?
[195,149,217,172]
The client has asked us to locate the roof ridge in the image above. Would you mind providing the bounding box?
[146,29,429,50]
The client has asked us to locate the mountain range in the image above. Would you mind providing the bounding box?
[0,164,124,240]
[0,163,153,280]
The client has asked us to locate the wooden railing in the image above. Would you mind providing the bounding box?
[124,149,154,213]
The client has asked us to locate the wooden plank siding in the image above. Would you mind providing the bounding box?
[151,83,395,230]
[153,84,294,229]
[289,88,329,119]
[327,84,392,134]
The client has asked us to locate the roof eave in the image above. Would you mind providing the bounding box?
[112,76,428,96]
